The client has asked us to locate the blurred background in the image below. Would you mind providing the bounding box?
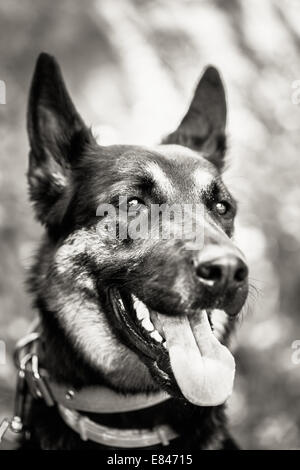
[1,0,300,450]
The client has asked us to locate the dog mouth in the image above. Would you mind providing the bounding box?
[109,287,235,406]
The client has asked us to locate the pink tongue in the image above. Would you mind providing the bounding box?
[158,310,235,406]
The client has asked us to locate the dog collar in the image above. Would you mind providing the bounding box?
[44,374,178,448]
[1,320,179,448]
[58,405,178,448]
[45,376,170,413]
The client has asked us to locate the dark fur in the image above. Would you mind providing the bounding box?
[23,53,248,450]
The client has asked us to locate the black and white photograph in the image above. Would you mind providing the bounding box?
[0,0,300,455]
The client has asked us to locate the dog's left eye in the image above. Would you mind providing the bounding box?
[215,201,230,216]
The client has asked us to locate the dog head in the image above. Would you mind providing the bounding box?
[27,53,248,407]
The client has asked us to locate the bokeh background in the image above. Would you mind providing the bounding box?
[1,0,300,450]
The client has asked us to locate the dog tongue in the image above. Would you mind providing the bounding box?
[158,310,235,406]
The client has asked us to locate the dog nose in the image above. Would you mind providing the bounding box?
[196,255,248,290]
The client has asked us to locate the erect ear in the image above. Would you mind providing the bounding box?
[27,53,94,228]
[163,66,227,170]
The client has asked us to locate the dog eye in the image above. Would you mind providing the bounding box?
[215,201,230,216]
[127,198,146,212]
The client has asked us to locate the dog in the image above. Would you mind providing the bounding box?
[20,53,248,450]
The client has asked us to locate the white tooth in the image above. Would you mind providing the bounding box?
[162,341,167,349]
[141,318,154,332]
[150,330,163,343]
[132,295,139,306]
[210,309,227,340]
[134,303,143,319]
[135,301,149,321]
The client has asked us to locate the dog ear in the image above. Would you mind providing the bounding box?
[27,53,94,228]
[163,66,227,170]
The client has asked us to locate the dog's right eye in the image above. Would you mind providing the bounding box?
[127,198,146,213]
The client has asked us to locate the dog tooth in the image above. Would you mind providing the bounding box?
[135,300,150,320]
[132,295,142,313]
[132,294,139,304]
[150,330,163,343]
[136,311,145,321]
[162,341,167,349]
[141,318,154,332]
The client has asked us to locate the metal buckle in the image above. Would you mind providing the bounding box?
[13,331,40,368]
[0,417,25,448]
[0,419,10,443]
[14,328,54,407]
[30,354,54,406]
[0,322,55,448]
[0,356,30,447]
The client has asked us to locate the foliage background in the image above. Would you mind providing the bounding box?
[1,0,300,449]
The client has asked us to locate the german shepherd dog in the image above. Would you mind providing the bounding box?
[23,53,248,450]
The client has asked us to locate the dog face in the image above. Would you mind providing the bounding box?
[27,54,248,407]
